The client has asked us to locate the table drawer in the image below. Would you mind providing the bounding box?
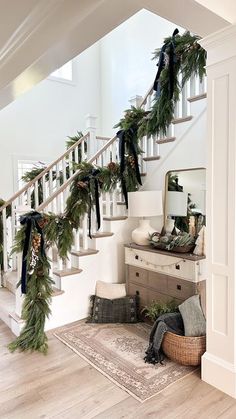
[128,265,148,285]
[125,247,197,281]
[148,271,168,294]
[167,277,197,300]
[127,282,148,307]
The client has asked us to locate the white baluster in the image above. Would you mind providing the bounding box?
[27,187,31,206]
[199,76,205,94]
[105,192,111,216]
[57,257,63,271]
[66,252,72,269]
[112,191,118,217]
[182,82,188,118]
[81,141,86,161]
[47,247,53,277]
[11,202,17,270]
[75,144,79,165]
[2,208,8,275]
[42,174,47,202]
[74,229,80,251]
[111,141,116,162]
[82,214,88,249]
[62,158,67,206]
[34,180,39,208]
[56,163,61,213]
[69,151,73,176]
[99,196,104,232]
[190,74,196,97]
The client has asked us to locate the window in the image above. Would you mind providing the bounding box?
[50,61,73,82]
[17,160,46,190]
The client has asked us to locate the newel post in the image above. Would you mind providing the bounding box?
[129,95,143,108]
[86,114,97,158]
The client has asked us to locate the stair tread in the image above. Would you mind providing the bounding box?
[187,93,207,102]
[143,156,161,162]
[140,172,147,176]
[71,248,99,257]
[103,216,127,221]
[9,311,24,323]
[157,136,176,144]
[172,115,193,124]
[52,287,65,297]
[91,232,114,238]
[117,201,126,206]
[53,267,83,278]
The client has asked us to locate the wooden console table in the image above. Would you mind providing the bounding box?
[125,243,206,314]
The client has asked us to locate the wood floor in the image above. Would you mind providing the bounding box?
[1,321,236,419]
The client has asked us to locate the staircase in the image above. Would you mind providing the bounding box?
[0,74,207,335]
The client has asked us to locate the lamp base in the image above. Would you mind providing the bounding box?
[165,217,175,235]
[131,219,155,246]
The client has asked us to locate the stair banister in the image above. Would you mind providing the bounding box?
[0,132,90,213]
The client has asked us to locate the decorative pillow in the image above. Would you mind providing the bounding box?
[88,295,138,323]
[178,294,206,337]
[95,280,126,300]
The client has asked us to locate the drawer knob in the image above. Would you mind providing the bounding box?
[177,284,182,290]
[135,255,139,260]
[175,264,180,270]
[136,272,140,277]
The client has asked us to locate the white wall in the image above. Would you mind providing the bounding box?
[0,42,101,200]
[100,9,183,136]
[142,99,207,231]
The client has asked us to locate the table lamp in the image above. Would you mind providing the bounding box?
[165,191,188,233]
[128,190,163,245]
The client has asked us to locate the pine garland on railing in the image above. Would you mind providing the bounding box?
[116,31,206,140]
[9,212,54,354]
[4,29,207,354]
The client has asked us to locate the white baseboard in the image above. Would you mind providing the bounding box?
[202,351,236,398]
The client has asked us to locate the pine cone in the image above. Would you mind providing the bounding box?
[107,162,118,173]
[77,181,88,189]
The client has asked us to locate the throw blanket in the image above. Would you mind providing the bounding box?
[144,313,184,364]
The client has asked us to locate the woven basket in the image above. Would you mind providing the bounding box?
[162,332,206,366]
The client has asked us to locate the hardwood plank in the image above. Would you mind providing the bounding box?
[1,320,236,419]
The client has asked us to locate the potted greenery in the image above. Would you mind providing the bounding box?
[142,299,179,323]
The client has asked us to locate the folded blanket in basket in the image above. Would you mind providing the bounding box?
[144,312,184,364]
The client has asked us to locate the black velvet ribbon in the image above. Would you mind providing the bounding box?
[117,129,142,209]
[153,28,179,99]
[20,211,45,294]
[81,168,101,239]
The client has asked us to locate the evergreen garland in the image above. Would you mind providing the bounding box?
[2,29,206,355]
[116,31,206,139]
[9,214,54,354]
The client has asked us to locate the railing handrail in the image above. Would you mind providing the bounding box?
[0,133,89,212]
[0,84,154,213]
[36,85,155,211]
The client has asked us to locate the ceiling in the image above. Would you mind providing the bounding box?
[0,0,230,110]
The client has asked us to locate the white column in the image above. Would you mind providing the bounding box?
[86,114,97,158]
[200,25,236,398]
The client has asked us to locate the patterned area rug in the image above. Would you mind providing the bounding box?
[54,321,196,402]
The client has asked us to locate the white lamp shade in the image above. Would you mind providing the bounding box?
[128,190,163,217]
[166,191,188,216]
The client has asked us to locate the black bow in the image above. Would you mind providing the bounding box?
[117,129,142,208]
[153,28,179,99]
[20,211,45,294]
[81,168,101,239]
